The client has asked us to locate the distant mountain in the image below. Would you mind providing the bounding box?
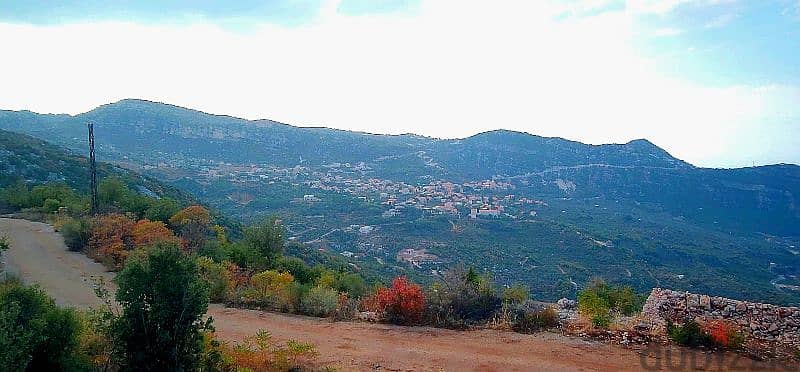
[1,99,799,304]
[1,99,795,235]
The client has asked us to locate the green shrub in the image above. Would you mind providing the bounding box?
[502,283,529,305]
[577,279,645,328]
[0,279,90,371]
[336,273,368,298]
[143,197,180,223]
[43,198,62,213]
[0,181,30,209]
[276,256,318,284]
[197,239,229,263]
[300,286,339,317]
[197,257,234,303]
[425,267,501,328]
[667,319,716,348]
[112,243,211,371]
[60,217,91,252]
[512,306,559,333]
[225,242,260,270]
[591,312,612,328]
[244,270,295,311]
[0,234,9,252]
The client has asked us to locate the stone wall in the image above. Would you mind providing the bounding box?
[641,288,800,348]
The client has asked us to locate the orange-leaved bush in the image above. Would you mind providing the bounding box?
[88,213,135,270]
[169,205,211,251]
[376,276,425,325]
[89,214,182,270]
[703,320,745,349]
[131,219,179,247]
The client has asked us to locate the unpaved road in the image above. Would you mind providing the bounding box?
[1,218,792,371]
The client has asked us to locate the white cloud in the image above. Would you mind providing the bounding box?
[653,27,684,36]
[704,12,736,28]
[626,0,735,14]
[0,0,796,168]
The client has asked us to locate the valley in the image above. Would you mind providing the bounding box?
[1,99,799,305]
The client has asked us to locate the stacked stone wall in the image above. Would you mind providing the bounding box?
[642,288,800,348]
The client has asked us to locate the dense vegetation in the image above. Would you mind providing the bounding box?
[667,319,745,350]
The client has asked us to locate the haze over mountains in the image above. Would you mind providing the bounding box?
[1,99,799,304]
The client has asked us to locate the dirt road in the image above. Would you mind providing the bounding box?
[1,218,790,371]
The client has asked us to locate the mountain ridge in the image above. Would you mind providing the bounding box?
[6,98,784,169]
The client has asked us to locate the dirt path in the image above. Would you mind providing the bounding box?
[1,218,792,371]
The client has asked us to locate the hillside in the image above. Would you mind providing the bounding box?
[1,100,799,305]
[0,128,187,201]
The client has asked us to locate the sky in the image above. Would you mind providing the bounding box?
[0,0,798,168]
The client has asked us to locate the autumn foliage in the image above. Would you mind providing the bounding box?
[169,205,212,251]
[132,219,179,247]
[88,214,135,270]
[375,276,426,325]
[703,320,745,349]
[88,214,179,270]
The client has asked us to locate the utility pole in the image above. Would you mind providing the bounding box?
[88,122,98,214]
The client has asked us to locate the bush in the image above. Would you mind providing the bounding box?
[60,217,91,252]
[0,234,9,252]
[131,219,179,248]
[502,283,529,305]
[577,288,611,328]
[425,267,501,328]
[512,306,560,333]
[275,256,318,284]
[112,243,211,371]
[242,217,285,269]
[334,292,359,321]
[169,205,212,252]
[336,272,368,298]
[0,279,90,371]
[667,319,745,350]
[197,257,235,303]
[43,198,61,213]
[577,279,644,328]
[245,270,295,311]
[704,320,745,349]
[88,214,135,270]
[667,319,715,348]
[213,330,322,371]
[591,312,612,328]
[377,276,426,325]
[300,286,339,317]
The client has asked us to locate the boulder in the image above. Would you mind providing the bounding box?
[557,298,576,310]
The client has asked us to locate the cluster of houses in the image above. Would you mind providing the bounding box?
[150,158,547,221]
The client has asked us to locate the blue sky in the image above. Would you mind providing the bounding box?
[0,0,797,167]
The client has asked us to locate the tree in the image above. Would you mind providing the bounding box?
[170,205,211,252]
[112,242,210,371]
[0,180,30,208]
[98,177,131,209]
[143,197,180,223]
[243,217,285,269]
